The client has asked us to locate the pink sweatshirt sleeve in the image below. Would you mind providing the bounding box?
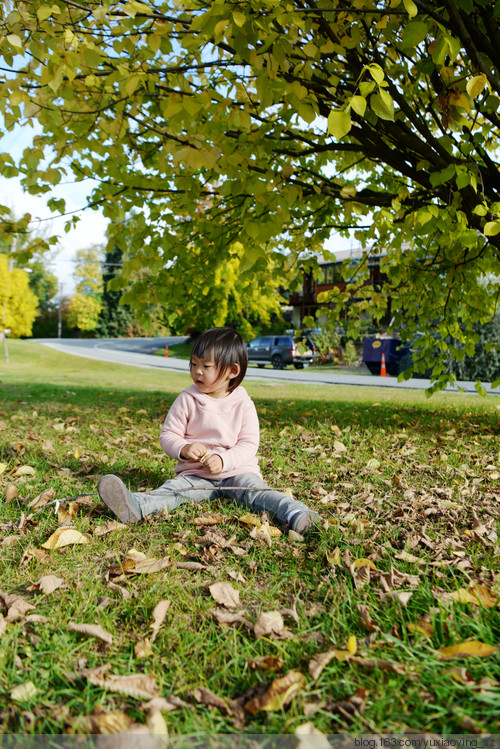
[159,392,190,460]
[211,398,260,473]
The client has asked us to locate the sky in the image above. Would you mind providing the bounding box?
[0,125,109,296]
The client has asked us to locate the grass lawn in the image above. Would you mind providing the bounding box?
[0,340,499,736]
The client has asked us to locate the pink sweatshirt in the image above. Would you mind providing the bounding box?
[159,384,262,479]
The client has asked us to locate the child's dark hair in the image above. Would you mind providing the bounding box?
[191,327,248,392]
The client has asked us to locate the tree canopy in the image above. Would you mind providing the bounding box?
[1,0,500,388]
[0,254,38,337]
[67,246,103,331]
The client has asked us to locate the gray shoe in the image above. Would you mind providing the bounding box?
[292,512,320,534]
[98,474,142,523]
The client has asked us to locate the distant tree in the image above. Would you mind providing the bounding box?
[67,246,104,332]
[0,254,38,337]
[95,245,139,337]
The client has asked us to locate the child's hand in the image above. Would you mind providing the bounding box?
[181,442,207,461]
[203,453,223,475]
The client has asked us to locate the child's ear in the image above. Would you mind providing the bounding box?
[231,363,241,377]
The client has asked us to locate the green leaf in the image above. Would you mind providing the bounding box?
[327,110,351,139]
[401,21,428,48]
[370,90,394,121]
[350,95,366,117]
[403,0,418,17]
[484,220,500,236]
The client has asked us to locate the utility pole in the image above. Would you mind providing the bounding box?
[57,282,63,339]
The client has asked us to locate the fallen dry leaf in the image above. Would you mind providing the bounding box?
[150,599,171,642]
[254,610,285,638]
[208,582,240,609]
[352,558,378,570]
[134,639,153,659]
[347,656,408,674]
[29,487,56,509]
[5,483,18,502]
[448,585,498,609]
[20,547,50,565]
[175,561,206,571]
[2,535,20,547]
[247,655,284,671]
[94,520,128,537]
[10,681,37,702]
[13,465,36,477]
[85,668,159,699]
[437,640,498,660]
[41,528,90,550]
[194,686,245,729]
[193,513,226,526]
[308,650,337,680]
[68,622,113,644]
[295,723,330,748]
[211,608,252,628]
[244,670,306,714]
[0,592,35,620]
[408,619,434,638]
[29,574,64,595]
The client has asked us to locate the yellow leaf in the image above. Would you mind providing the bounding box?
[403,0,418,17]
[172,542,188,555]
[239,513,261,527]
[244,671,305,714]
[326,547,340,565]
[353,558,378,570]
[13,465,36,477]
[466,74,487,99]
[438,640,498,659]
[11,681,37,701]
[0,463,8,475]
[41,528,90,549]
[327,110,351,140]
[347,635,357,655]
[407,619,434,638]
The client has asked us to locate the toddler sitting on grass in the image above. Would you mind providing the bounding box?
[98,327,320,534]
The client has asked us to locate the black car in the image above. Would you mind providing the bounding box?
[246,335,317,369]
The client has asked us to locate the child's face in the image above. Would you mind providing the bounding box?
[189,354,238,399]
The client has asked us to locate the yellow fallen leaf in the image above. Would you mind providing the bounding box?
[0,463,8,475]
[172,542,188,555]
[326,547,340,565]
[438,640,498,660]
[134,639,153,659]
[353,558,378,570]
[333,440,347,453]
[239,513,261,527]
[470,585,499,609]
[450,588,481,605]
[147,709,168,735]
[13,465,36,477]
[150,599,171,642]
[41,528,91,549]
[244,671,305,714]
[407,619,434,638]
[347,635,357,655]
[11,681,37,702]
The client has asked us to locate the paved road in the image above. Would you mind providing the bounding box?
[34,337,498,394]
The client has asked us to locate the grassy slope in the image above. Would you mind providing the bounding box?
[0,341,499,735]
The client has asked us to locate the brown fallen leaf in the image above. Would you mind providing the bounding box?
[448,585,499,609]
[194,686,245,729]
[175,561,206,571]
[193,514,226,526]
[57,501,80,524]
[94,520,128,537]
[13,465,36,477]
[130,557,171,575]
[208,581,240,609]
[20,547,50,565]
[68,622,113,644]
[407,619,434,638]
[28,575,64,595]
[28,487,55,509]
[308,650,337,680]
[356,604,379,632]
[150,599,171,642]
[437,640,498,660]
[142,695,194,713]
[0,592,36,621]
[2,535,21,547]
[134,639,153,659]
[247,655,284,671]
[211,608,252,629]
[244,670,306,714]
[254,610,285,638]
[85,668,159,699]
[41,528,91,550]
[5,483,18,503]
[0,614,7,637]
[347,656,408,674]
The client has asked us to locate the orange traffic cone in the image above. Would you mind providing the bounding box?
[164,344,169,358]
[380,353,388,377]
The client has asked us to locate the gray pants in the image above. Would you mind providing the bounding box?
[131,472,312,526]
